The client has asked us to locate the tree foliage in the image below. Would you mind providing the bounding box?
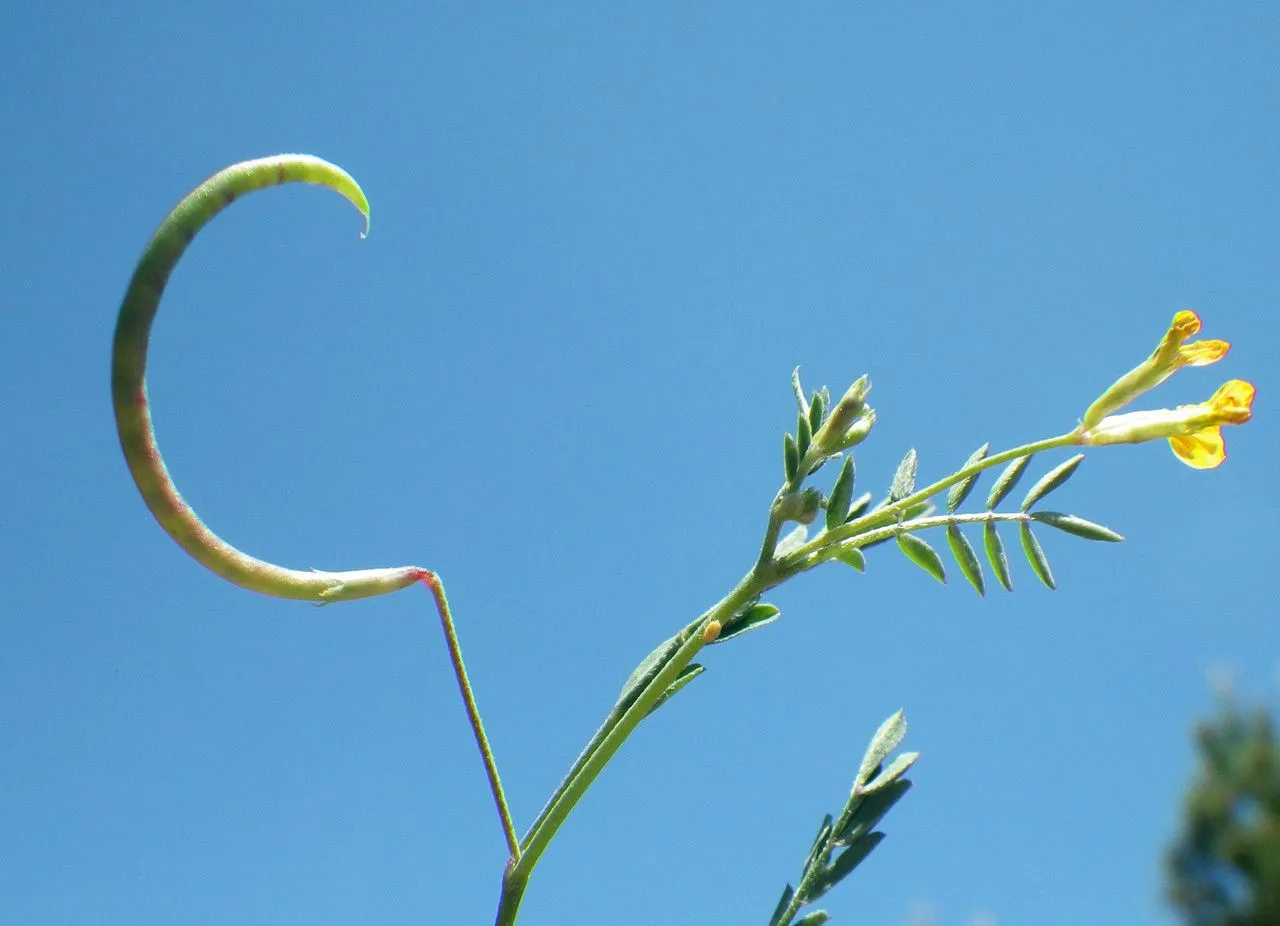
[1168,697,1280,926]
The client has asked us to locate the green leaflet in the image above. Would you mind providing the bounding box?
[986,453,1033,509]
[984,521,1013,591]
[897,532,945,584]
[1031,511,1125,542]
[826,457,856,530]
[616,632,683,714]
[645,663,704,716]
[804,832,885,902]
[784,432,800,482]
[797,412,813,460]
[808,389,827,435]
[947,442,990,512]
[1021,454,1085,510]
[946,524,985,596]
[1020,523,1056,590]
[712,603,781,643]
[889,448,918,501]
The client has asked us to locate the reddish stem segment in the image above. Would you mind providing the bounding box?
[418,571,520,859]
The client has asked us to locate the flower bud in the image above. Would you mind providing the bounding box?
[1082,310,1230,429]
[813,375,874,455]
[778,487,824,525]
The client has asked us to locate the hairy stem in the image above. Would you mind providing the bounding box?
[419,573,520,860]
[495,580,761,925]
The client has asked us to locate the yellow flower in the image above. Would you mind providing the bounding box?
[1082,310,1231,429]
[1077,379,1255,469]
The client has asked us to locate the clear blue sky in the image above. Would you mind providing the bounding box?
[2,3,1277,924]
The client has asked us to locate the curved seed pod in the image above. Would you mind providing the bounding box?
[112,155,425,602]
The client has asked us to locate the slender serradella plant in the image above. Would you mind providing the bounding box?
[111,155,1256,925]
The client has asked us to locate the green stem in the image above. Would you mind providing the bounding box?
[773,791,867,926]
[494,578,765,926]
[494,860,528,926]
[419,573,520,860]
[774,857,823,926]
[756,491,790,571]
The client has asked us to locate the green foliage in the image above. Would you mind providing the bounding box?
[645,664,704,716]
[983,521,1013,591]
[712,603,781,643]
[809,389,829,435]
[986,453,1033,509]
[897,533,945,584]
[1031,512,1125,543]
[1168,696,1280,926]
[798,412,814,460]
[834,547,867,573]
[784,432,800,482]
[786,435,1112,598]
[1018,523,1056,590]
[947,444,989,512]
[845,491,873,522]
[1021,454,1085,510]
[769,711,917,926]
[946,525,984,596]
[826,457,856,531]
[889,449,919,501]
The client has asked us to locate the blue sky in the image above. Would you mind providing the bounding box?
[2,3,1277,924]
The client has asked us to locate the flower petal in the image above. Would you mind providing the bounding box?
[1169,429,1226,469]
[1177,339,1230,366]
[1209,379,1255,420]
[1168,310,1202,340]
[1078,378,1254,467]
